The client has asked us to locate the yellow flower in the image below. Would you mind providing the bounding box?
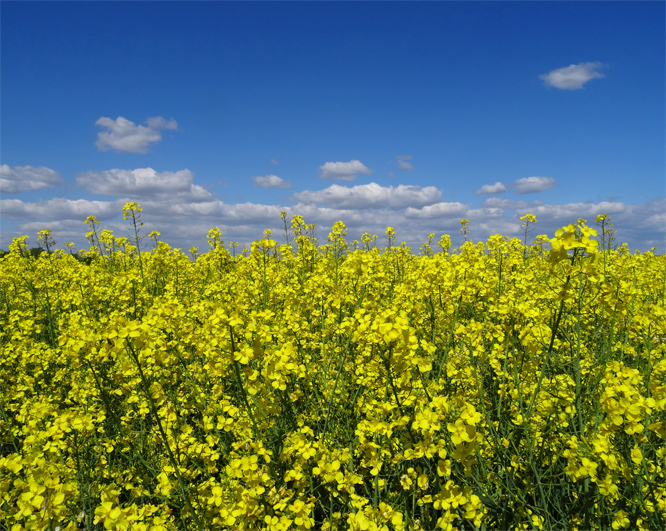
[94,501,130,530]
[447,419,476,445]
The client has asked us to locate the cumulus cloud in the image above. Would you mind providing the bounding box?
[319,160,373,181]
[0,198,120,221]
[76,167,212,202]
[19,219,89,233]
[292,182,441,210]
[396,155,414,171]
[481,197,540,210]
[404,202,469,219]
[150,201,287,227]
[3,194,663,254]
[251,174,291,189]
[527,201,628,222]
[539,62,604,90]
[0,165,65,194]
[95,116,178,153]
[513,176,557,194]
[474,181,507,196]
[475,177,555,196]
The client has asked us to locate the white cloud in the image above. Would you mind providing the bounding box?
[481,197,541,210]
[397,155,414,171]
[513,176,557,194]
[95,116,178,154]
[2,164,662,255]
[148,201,287,228]
[490,199,664,251]
[539,62,604,90]
[251,174,291,189]
[474,181,507,195]
[404,202,469,219]
[476,177,556,195]
[76,167,212,202]
[319,160,373,181]
[0,165,65,194]
[3,196,663,254]
[467,207,505,219]
[271,159,279,165]
[528,201,628,221]
[0,198,120,220]
[19,219,89,233]
[292,182,441,210]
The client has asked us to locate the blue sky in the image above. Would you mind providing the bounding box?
[2,1,664,253]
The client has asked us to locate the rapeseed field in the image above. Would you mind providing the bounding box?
[1,204,664,530]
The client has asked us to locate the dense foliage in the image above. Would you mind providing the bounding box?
[1,206,664,530]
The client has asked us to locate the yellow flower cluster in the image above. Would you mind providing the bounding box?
[0,207,664,530]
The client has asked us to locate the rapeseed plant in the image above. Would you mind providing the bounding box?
[0,204,664,530]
